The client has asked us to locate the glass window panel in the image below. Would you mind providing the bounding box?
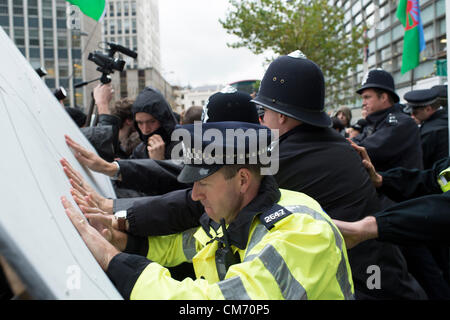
[414,61,434,79]
[421,4,434,25]
[392,23,403,41]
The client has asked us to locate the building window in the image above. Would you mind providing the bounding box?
[138,69,146,92]
[120,70,127,98]
[124,2,129,16]
[116,1,122,16]
[109,2,114,16]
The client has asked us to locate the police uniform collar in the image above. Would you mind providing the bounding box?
[199,175,281,250]
[366,104,396,125]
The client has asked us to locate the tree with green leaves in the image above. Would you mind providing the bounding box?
[220,0,367,107]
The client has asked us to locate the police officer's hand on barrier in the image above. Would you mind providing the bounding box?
[347,139,383,188]
[60,157,113,214]
[61,197,120,271]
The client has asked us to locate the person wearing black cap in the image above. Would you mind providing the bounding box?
[64,89,261,200]
[62,121,354,300]
[248,51,425,300]
[404,88,449,170]
[352,69,423,172]
[333,142,450,299]
[64,55,426,299]
[431,84,448,109]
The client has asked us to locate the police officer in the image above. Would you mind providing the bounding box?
[333,157,450,248]
[352,69,423,172]
[404,88,449,169]
[63,122,354,300]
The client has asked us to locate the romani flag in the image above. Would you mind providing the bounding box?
[396,0,426,74]
[66,0,106,21]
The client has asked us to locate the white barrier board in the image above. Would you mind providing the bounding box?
[0,27,122,300]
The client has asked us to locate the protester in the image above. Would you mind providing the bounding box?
[65,52,426,300]
[65,89,260,198]
[346,118,367,139]
[130,87,178,160]
[180,106,202,124]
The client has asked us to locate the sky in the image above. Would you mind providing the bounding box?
[158,0,268,88]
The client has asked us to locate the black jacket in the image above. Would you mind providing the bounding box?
[81,114,122,162]
[114,159,187,197]
[419,108,448,169]
[376,158,450,246]
[130,87,178,160]
[353,105,423,171]
[271,124,425,299]
[119,123,426,299]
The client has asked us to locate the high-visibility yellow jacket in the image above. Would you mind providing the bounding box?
[438,167,450,192]
[110,186,354,300]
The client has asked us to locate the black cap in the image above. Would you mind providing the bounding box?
[202,88,259,124]
[430,85,447,98]
[176,122,272,184]
[357,69,399,103]
[252,51,331,128]
[404,89,439,109]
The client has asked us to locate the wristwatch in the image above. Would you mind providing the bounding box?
[114,210,127,232]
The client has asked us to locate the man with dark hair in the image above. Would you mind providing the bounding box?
[130,87,178,160]
[404,88,449,169]
[180,106,203,124]
[250,53,425,300]
[63,122,354,300]
[352,69,423,172]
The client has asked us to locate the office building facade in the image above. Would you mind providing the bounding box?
[102,0,161,71]
[0,0,102,109]
[331,0,447,109]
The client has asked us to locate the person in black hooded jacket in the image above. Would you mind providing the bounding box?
[130,86,178,160]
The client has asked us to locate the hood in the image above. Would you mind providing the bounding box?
[132,86,178,143]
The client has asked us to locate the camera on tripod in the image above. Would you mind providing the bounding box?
[87,42,138,84]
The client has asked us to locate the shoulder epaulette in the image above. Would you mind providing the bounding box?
[260,204,293,230]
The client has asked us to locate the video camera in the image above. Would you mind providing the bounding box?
[76,42,138,87]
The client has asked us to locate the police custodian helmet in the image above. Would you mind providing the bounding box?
[252,51,332,128]
[357,69,400,103]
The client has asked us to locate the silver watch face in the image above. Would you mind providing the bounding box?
[115,210,127,219]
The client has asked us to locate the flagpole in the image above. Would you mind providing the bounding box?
[447,0,450,157]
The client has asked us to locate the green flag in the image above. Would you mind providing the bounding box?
[66,0,106,21]
[396,0,426,74]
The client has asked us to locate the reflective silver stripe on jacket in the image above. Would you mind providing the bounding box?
[182,228,198,262]
[285,205,354,300]
[244,244,307,300]
[218,276,251,300]
[245,223,268,257]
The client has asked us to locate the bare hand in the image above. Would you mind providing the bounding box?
[84,213,127,252]
[64,135,115,175]
[332,216,378,250]
[147,134,166,160]
[93,84,114,114]
[62,196,119,271]
[347,139,383,188]
[60,158,113,214]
